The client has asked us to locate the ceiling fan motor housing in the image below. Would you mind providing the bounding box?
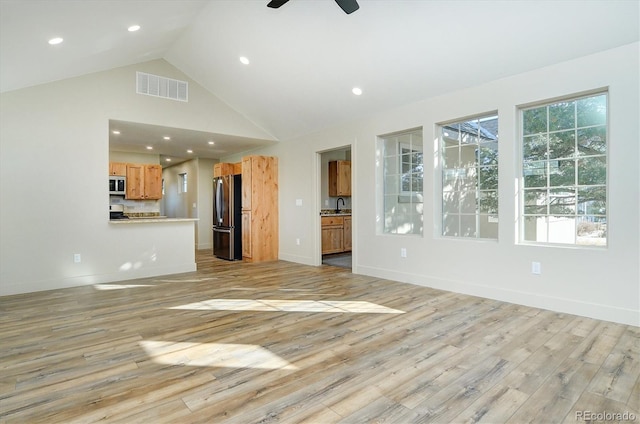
[267,0,359,14]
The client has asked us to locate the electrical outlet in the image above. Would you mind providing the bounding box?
[296,238,301,246]
[295,199,303,206]
[74,253,81,263]
[325,199,329,206]
[531,261,541,275]
[400,248,407,258]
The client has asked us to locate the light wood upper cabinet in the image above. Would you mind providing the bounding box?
[241,156,278,262]
[109,162,127,176]
[126,164,144,199]
[126,163,162,200]
[144,164,162,200]
[213,162,239,177]
[329,160,351,197]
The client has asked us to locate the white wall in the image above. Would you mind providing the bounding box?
[160,157,215,250]
[163,159,198,219]
[196,158,216,251]
[0,59,274,295]
[223,43,640,326]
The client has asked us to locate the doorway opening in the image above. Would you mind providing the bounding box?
[318,146,352,270]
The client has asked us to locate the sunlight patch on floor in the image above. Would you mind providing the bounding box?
[93,284,153,290]
[169,299,405,314]
[139,340,298,370]
[152,277,218,283]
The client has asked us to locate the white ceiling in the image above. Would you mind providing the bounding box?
[2,0,639,155]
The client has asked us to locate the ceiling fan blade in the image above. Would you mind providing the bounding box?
[267,0,290,8]
[335,0,359,14]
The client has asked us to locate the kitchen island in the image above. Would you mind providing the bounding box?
[106,217,198,284]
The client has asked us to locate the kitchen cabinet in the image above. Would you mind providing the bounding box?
[241,155,278,262]
[321,216,344,254]
[126,164,144,199]
[144,164,162,199]
[126,164,162,200]
[241,211,252,258]
[329,160,351,197]
[213,162,240,177]
[343,216,352,251]
[241,156,252,211]
[109,162,127,176]
[321,215,351,254]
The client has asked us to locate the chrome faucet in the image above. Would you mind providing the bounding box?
[336,197,345,214]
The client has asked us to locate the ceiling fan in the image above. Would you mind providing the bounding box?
[267,0,359,15]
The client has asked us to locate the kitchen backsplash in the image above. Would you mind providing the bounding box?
[109,197,160,214]
[125,212,162,218]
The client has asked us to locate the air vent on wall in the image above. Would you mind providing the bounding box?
[136,72,188,102]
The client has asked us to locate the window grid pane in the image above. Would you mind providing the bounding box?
[380,129,424,235]
[521,93,607,246]
[440,114,499,240]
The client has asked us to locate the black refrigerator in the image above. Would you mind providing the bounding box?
[213,174,242,260]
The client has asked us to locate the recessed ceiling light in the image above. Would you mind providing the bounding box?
[48,37,63,45]
[165,158,172,162]
[128,25,141,32]
[187,149,193,154]
[163,136,171,140]
[352,87,363,96]
[112,130,120,135]
[239,56,250,65]
[208,141,215,145]
[146,146,153,150]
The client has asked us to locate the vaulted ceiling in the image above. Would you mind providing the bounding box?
[2,0,639,144]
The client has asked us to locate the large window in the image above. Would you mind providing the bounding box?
[440,114,499,239]
[521,92,607,246]
[379,128,423,235]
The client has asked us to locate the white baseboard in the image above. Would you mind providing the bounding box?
[0,263,197,296]
[278,252,317,266]
[357,265,639,327]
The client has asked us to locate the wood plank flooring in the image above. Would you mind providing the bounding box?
[1,251,638,423]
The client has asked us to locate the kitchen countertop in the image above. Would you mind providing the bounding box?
[320,208,351,216]
[109,217,198,224]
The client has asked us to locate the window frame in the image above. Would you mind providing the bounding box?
[377,128,424,236]
[438,112,499,240]
[518,91,608,248]
[178,172,188,194]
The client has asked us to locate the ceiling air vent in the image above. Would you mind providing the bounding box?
[136,72,188,102]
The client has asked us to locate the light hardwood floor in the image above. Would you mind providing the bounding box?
[1,251,638,423]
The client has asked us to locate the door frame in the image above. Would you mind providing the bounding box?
[315,144,354,270]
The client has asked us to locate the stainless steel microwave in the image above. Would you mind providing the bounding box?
[109,176,126,195]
